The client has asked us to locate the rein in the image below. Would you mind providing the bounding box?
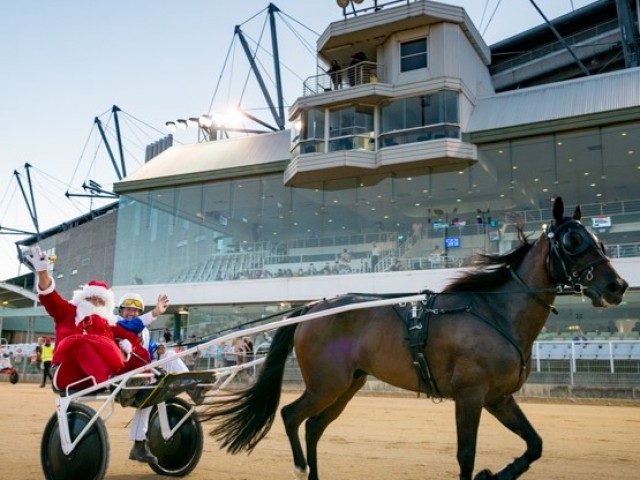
[507,266,558,314]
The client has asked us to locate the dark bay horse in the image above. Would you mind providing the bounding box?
[202,197,628,480]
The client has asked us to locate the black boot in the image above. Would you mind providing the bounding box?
[128,440,157,464]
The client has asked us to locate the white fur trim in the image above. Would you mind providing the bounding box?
[74,300,117,326]
[71,284,115,317]
[37,277,56,296]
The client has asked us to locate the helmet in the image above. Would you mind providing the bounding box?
[118,293,144,311]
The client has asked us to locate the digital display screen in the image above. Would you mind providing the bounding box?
[445,237,460,248]
[591,216,611,228]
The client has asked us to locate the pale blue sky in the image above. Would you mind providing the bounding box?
[0,0,595,280]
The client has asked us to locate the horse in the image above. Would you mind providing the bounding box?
[202,197,628,480]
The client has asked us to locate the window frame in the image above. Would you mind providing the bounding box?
[400,37,428,72]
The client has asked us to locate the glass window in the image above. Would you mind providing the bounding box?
[292,108,325,155]
[328,104,374,152]
[400,38,427,72]
[380,90,460,146]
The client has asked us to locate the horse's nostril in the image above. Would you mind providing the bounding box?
[609,279,628,294]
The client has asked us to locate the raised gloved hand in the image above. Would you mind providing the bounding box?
[118,339,133,357]
[24,246,50,272]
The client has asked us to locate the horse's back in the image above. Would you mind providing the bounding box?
[293,296,422,393]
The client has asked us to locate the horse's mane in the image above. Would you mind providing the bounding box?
[443,228,534,293]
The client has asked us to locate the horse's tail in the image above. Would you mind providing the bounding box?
[201,321,299,454]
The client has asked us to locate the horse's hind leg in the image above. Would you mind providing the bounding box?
[477,395,542,480]
[281,393,315,479]
[305,374,368,480]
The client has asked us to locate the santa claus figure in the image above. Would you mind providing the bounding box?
[28,247,126,391]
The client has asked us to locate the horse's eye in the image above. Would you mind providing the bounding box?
[562,231,583,254]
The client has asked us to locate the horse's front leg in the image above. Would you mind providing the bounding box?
[477,394,543,480]
[454,392,485,480]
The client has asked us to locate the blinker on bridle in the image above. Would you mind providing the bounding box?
[546,218,609,290]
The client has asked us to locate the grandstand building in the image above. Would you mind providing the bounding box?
[2,0,640,343]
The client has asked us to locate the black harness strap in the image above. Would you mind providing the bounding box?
[508,266,558,315]
[397,294,529,398]
[465,305,529,384]
[396,295,470,400]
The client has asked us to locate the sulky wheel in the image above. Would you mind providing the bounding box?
[41,402,109,480]
[147,397,203,477]
[9,370,19,384]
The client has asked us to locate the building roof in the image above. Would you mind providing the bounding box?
[467,67,640,143]
[114,130,292,194]
[0,275,38,310]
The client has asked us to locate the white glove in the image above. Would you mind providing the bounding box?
[118,339,132,355]
[24,246,50,272]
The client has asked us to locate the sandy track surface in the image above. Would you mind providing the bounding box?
[1,383,638,479]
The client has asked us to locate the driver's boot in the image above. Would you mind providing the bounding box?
[128,440,157,463]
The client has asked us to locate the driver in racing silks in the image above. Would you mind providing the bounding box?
[115,293,169,464]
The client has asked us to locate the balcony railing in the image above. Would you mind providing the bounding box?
[303,62,383,96]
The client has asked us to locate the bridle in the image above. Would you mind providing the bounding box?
[505,217,609,315]
[545,217,610,293]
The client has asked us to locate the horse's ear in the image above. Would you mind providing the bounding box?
[552,197,564,225]
[573,205,582,221]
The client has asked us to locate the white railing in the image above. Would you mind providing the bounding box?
[303,61,383,96]
[532,340,640,373]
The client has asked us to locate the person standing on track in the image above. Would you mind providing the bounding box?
[39,337,54,388]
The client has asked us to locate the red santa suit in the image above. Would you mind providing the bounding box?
[38,279,125,391]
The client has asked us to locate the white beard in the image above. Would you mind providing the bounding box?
[75,300,117,326]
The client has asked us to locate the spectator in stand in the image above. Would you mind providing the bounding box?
[183,335,198,371]
[214,343,225,369]
[163,328,172,343]
[389,259,403,271]
[347,52,366,86]
[370,242,380,272]
[327,59,342,90]
[573,329,588,343]
[225,339,240,367]
[331,260,341,275]
[411,222,423,245]
[241,337,254,360]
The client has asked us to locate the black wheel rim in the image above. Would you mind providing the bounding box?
[148,398,202,476]
[41,404,108,480]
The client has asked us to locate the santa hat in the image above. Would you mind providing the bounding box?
[71,280,115,318]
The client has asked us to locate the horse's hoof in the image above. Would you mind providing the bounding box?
[474,469,496,480]
[293,465,310,480]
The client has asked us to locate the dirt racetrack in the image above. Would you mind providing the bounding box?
[1,383,638,479]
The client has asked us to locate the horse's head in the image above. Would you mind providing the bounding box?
[546,197,628,307]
